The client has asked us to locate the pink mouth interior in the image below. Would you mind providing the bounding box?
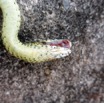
[48,39,71,48]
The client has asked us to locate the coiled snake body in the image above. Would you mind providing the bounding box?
[0,0,72,63]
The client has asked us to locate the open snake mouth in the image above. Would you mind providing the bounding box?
[46,39,72,49]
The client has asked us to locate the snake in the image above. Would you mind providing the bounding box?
[0,0,72,63]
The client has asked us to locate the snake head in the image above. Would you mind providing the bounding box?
[45,39,72,59]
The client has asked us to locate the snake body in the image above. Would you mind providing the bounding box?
[0,0,72,63]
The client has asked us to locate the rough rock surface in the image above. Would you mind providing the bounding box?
[0,0,104,103]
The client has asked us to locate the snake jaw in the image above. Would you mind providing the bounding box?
[45,39,72,48]
[50,46,71,59]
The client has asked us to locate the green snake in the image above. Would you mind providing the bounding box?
[0,0,72,63]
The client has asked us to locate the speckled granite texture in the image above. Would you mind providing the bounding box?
[0,0,104,103]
